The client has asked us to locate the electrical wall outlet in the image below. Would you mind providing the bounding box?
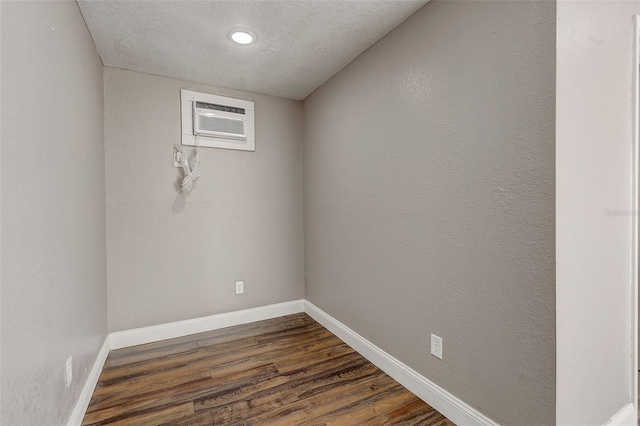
[173,150,184,167]
[65,357,73,387]
[235,281,244,294]
[431,334,443,360]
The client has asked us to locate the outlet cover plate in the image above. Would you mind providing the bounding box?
[235,281,244,294]
[431,334,443,360]
[65,357,73,387]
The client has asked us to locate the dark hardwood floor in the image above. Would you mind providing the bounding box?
[83,313,454,425]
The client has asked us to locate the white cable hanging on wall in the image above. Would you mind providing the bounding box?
[174,89,255,193]
[173,136,201,193]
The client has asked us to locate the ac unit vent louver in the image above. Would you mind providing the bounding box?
[181,90,255,151]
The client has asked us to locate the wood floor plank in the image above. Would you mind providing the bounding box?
[275,342,355,373]
[86,364,280,421]
[367,398,452,425]
[82,313,454,425]
[231,370,397,425]
[256,313,312,329]
[95,402,194,426]
[206,358,383,424]
[187,332,338,372]
[94,364,191,393]
[297,385,418,425]
[104,341,200,368]
[207,387,299,424]
[89,367,211,411]
[164,410,214,426]
[254,322,324,344]
[108,322,261,358]
[193,354,368,411]
[98,337,262,383]
[202,339,351,381]
[197,319,319,349]
[84,377,217,423]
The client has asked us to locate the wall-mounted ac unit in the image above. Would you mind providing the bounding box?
[181,89,255,151]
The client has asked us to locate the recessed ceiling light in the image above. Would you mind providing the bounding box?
[230,30,255,45]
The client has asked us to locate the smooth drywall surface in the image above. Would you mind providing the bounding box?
[104,68,304,332]
[556,2,640,424]
[1,1,107,424]
[303,1,555,424]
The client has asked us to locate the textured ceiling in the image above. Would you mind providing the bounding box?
[77,0,428,100]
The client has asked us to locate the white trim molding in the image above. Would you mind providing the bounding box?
[603,403,636,426]
[67,337,110,426]
[631,14,640,424]
[109,300,305,350]
[69,299,496,426]
[303,300,498,426]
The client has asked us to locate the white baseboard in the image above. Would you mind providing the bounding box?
[303,300,498,426]
[69,299,495,426]
[67,336,110,426]
[109,300,305,350]
[603,403,636,426]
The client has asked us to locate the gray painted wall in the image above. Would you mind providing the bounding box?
[556,2,640,424]
[1,1,107,424]
[104,67,304,333]
[303,1,556,425]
